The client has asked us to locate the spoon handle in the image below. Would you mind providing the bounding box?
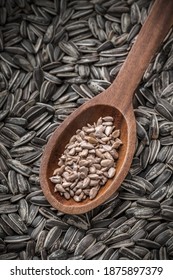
[107,0,173,109]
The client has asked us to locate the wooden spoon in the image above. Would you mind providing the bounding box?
[40,0,173,214]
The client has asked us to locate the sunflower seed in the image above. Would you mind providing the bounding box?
[74,234,96,256]
[0,0,172,260]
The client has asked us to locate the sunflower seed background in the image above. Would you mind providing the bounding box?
[0,0,173,260]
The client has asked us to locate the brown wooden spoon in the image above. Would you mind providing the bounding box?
[40,0,173,214]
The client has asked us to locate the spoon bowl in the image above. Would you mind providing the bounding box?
[40,0,173,214]
[40,101,135,214]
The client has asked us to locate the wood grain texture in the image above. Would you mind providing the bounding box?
[40,0,173,214]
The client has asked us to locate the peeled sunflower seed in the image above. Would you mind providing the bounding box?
[51,116,122,201]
